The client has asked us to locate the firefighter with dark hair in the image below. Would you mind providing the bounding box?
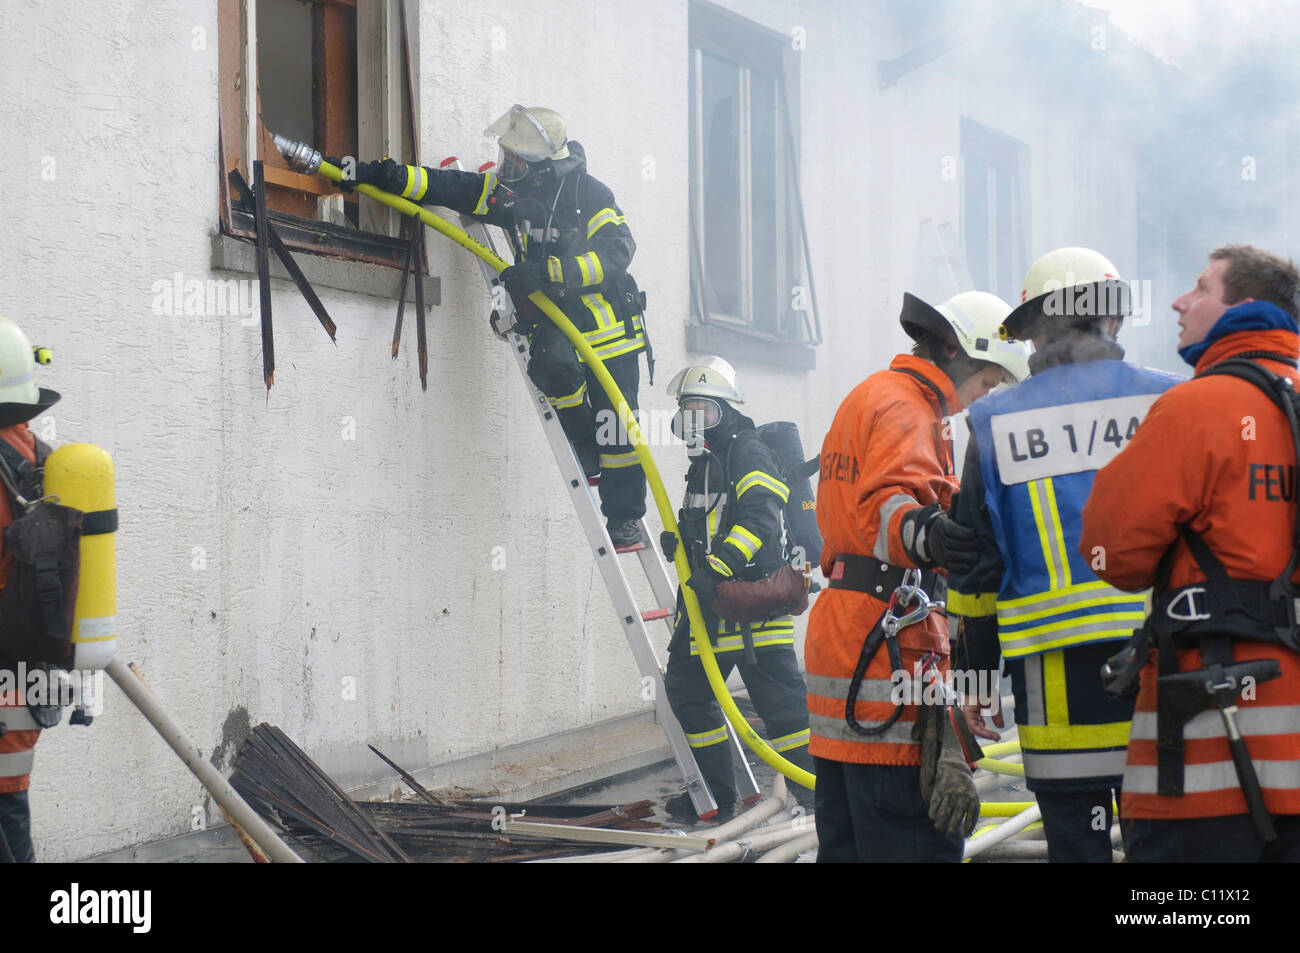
[806,291,1029,862]
[1083,245,1300,862]
[347,106,649,550]
[660,357,814,819]
[949,248,1183,862]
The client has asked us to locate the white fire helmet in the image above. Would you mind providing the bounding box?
[666,356,744,444]
[1001,247,1130,341]
[0,316,59,427]
[484,105,570,183]
[901,291,1030,384]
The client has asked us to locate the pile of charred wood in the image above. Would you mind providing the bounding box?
[230,723,662,862]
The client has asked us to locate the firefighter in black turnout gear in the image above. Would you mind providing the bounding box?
[348,106,649,548]
[661,358,814,818]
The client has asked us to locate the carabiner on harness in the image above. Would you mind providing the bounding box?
[845,568,939,736]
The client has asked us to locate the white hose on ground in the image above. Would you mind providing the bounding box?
[673,815,815,863]
[105,658,304,864]
[962,803,1041,860]
[538,780,792,863]
[973,840,1051,861]
[756,829,818,863]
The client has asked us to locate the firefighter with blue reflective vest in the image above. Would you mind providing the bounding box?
[0,317,60,864]
[660,357,814,819]
[948,247,1184,862]
[806,291,1029,862]
[346,106,649,549]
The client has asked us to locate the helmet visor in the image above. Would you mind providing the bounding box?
[485,105,560,161]
[497,146,532,183]
[672,397,722,446]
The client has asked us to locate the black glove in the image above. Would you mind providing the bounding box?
[500,259,548,299]
[337,157,406,194]
[660,531,679,561]
[901,503,979,573]
[685,561,726,611]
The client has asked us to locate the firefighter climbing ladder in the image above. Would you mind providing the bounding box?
[442,158,760,818]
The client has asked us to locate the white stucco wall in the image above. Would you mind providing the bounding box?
[0,0,1161,860]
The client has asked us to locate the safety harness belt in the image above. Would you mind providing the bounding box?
[1109,355,1300,843]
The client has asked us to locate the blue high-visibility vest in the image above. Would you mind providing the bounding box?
[967,360,1183,659]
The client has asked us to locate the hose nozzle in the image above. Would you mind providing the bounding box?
[273,133,322,173]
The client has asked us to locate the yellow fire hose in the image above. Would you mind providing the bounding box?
[275,139,815,790]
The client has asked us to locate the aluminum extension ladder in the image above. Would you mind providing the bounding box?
[441,157,760,817]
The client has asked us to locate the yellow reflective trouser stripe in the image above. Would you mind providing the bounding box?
[402,165,428,200]
[735,470,790,503]
[723,525,762,561]
[586,207,626,239]
[599,450,640,469]
[706,554,733,577]
[686,725,729,748]
[549,381,587,410]
[692,629,796,655]
[546,256,564,283]
[473,172,497,214]
[1044,649,1068,726]
[1019,721,1132,750]
[772,728,810,752]
[948,590,997,616]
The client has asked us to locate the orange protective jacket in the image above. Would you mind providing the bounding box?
[1082,328,1300,819]
[806,355,961,764]
[0,424,40,794]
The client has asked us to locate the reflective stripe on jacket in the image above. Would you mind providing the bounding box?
[966,359,1180,658]
[1083,327,1300,819]
[411,155,645,361]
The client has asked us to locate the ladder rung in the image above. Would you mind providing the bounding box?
[641,608,672,622]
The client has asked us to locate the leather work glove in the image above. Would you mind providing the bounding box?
[500,259,548,299]
[913,703,982,840]
[337,157,406,194]
[901,503,979,574]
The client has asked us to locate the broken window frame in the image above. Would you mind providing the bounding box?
[217,0,418,268]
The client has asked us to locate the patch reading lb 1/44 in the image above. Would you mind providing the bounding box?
[990,393,1162,485]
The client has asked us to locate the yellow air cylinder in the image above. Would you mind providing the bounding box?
[42,443,117,670]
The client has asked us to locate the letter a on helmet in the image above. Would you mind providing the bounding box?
[666,356,745,410]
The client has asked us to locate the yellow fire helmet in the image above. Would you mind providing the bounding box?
[665,356,745,411]
[1001,246,1130,341]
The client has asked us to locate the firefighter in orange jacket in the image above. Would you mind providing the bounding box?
[807,291,1029,862]
[1082,245,1300,861]
[0,316,60,864]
